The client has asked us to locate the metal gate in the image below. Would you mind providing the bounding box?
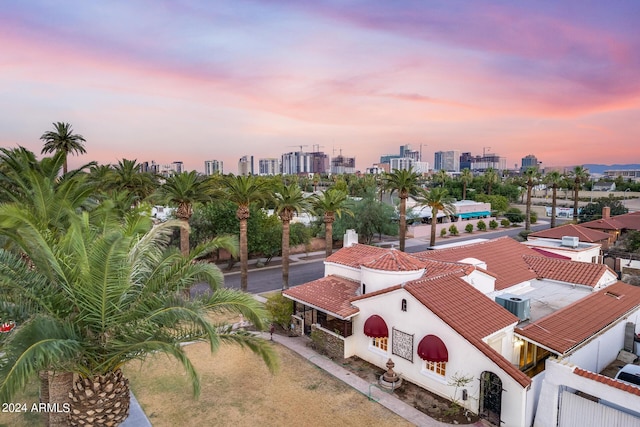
[479,371,502,425]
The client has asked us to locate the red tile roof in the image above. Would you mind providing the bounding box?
[402,274,530,387]
[414,237,539,290]
[529,248,571,259]
[282,275,360,319]
[325,244,389,269]
[522,255,614,288]
[516,282,640,354]
[581,211,640,232]
[362,249,427,271]
[573,367,640,397]
[529,224,611,243]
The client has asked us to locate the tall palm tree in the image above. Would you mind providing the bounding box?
[109,159,158,205]
[544,171,564,228]
[40,122,87,175]
[484,168,499,195]
[523,167,540,231]
[311,188,352,258]
[460,168,473,200]
[415,187,455,247]
[383,167,421,251]
[219,174,269,292]
[434,169,449,188]
[0,210,275,426]
[273,183,309,289]
[158,171,214,256]
[569,166,590,222]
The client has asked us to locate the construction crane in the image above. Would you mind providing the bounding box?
[288,144,309,153]
[312,144,324,153]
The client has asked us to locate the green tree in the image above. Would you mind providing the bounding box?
[569,165,590,221]
[219,174,269,292]
[578,196,628,223]
[273,183,310,289]
[415,187,455,247]
[504,208,525,224]
[383,167,421,251]
[108,159,158,206]
[311,188,352,258]
[624,230,640,253]
[460,169,474,200]
[474,194,509,214]
[158,171,213,256]
[544,171,564,228]
[523,167,540,231]
[433,169,449,188]
[483,168,499,195]
[40,122,87,175]
[0,210,275,426]
[489,219,499,229]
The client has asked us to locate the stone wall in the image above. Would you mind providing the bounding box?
[310,324,345,360]
[289,315,303,337]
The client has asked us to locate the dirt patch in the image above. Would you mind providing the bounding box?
[341,357,479,425]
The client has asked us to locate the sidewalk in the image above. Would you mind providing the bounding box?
[260,331,486,427]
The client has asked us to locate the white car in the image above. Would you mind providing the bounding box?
[615,364,640,387]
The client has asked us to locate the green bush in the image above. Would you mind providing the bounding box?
[519,230,533,240]
[440,228,447,238]
[465,224,474,233]
[504,208,524,224]
[530,211,538,224]
[501,218,511,228]
[265,292,293,329]
[489,220,499,229]
[477,220,487,231]
[449,225,459,236]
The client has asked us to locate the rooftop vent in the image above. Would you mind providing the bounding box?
[495,294,530,321]
[561,236,579,248]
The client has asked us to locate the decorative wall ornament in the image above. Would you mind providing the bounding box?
[392,327,414,362]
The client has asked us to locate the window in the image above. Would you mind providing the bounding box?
[401,299,407,312]
[362,283,366,294]
[425,361,447,376]
[372,337,388,352]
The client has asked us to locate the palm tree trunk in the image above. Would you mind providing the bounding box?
[179,221,189,257]
[430,209,438,247]
[551,187,557,228]
[324,217,334,258]
[39,370,73,427]
[399,196,407,252]
[462,183,467,201]
[525,184,532,231]
[573,183,579,221]
[240,217,248,292]
[69,369,130,426]
[282,220,290,289]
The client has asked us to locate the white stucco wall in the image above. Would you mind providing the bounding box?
[360,267,424,293]
[350,288,529,427]
[323,262,361,281]
[461,269,496,294]
[595,270,619,289]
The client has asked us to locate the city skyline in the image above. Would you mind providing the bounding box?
[1,1,639,174]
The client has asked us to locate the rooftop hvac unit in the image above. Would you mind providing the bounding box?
[561,236,579,248]
[495,294,531,321]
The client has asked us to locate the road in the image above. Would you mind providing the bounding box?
[196,220,557,296]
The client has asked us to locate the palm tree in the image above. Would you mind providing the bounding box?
[484,168,499,195]
[460,168,474,200]
[273,183,309,289]
[433,169,449,188]
[219,174,269,292]
[109,159,158,205]
[523,167,540,231]
[569,166,590,221]
[0,210,276,426]
[383,167,421,251]
[415,187,455,247]
[544,171,564,228]
[311,188,352,258]
[158,171,214,256]
[40,122,87,175]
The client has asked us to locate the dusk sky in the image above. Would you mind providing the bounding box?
[2,1,639,174]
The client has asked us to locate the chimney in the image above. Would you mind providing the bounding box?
[603,206,611,219]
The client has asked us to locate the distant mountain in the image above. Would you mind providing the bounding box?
[583,164,640,174]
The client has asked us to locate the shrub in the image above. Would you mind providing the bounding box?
[477,220,487,231]
[489,220,499,229]
[465,224,474,233]
[449,225,459,236]
[501,218,511,228]
[519,230,533,240]
[440,228,447,238]
[265,292,293,330]
[530,211,538,224]
[504,208,524,224]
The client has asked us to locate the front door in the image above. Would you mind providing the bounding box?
[479,371,502,425]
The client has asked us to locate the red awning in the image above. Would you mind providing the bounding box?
[363,315,388,338]
[417,335,448,362]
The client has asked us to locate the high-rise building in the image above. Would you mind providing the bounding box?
[204,160,223,175]
[521,154,540,172]
[238,155,254,176]
[390,158,429,173]
[258,158,280,176]
[330,155,356,174]
[434,150,460,172]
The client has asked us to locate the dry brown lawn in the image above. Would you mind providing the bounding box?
[125,342,413,427]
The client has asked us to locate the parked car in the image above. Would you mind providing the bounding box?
[615,364,640,387]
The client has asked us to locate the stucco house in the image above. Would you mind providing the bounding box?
[283,237,640,426]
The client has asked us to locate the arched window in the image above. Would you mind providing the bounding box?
[401,299,407,312]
